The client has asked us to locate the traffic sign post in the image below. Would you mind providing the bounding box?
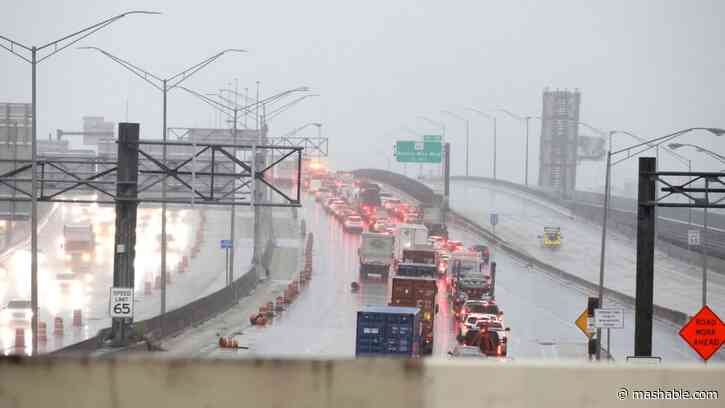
[221,239,233,285]
[394,140,442,163]
[688,229,701,246]
[678,305,725,362]
[109,287,134,319]
[594,308,624,329]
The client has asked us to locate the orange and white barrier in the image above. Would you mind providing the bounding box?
[72,309,82,327]
[53,316,64,337]
[38,321,47,343]
[14,328,25,352]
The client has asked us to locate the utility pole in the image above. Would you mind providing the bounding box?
[634,157,656,357]
[111,123,139,345]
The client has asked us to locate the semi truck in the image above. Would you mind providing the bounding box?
[359,232,395,280]
[447,252,490,312]
[421,205,448,239]
[63,223,95,272]
[393,224,429,261]
[355,305,421,358]
[389,275,437,355]
[397,247,438,277]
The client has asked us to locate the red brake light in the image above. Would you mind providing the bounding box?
[497,345,502,355]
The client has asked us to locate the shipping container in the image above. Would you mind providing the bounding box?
[355,305,421,358]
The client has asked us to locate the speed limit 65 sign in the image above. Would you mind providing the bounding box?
[110,287,134,318]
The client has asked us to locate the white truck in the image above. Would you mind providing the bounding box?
[393,223,429,262]
[358,232,395,280]
[63,223,96,272]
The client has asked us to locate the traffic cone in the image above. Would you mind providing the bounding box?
[38,321,47,343]
[53,317,64,336]
[14,328,25,352]
[72,309,82,327]
[144,281,152,295]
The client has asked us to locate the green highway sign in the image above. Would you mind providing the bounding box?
[423,134,442,142]
[395,140,442,163]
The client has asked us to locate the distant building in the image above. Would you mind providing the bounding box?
[538,89,581,199]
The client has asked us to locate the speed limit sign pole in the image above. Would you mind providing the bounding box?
[110,123,140,346]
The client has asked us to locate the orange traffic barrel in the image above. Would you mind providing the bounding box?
[38,321,48,343]
[72,309,82,327]
[53,316,64,336]
[14,328,25,351]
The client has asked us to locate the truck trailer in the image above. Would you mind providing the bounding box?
[389,276,437,355]
[355,305,421,358]
[359,232,395,280]
[63,223,96,272]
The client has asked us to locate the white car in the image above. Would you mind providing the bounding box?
[1,300,32,325]
[458,312,495,338]
[343,215,364,233]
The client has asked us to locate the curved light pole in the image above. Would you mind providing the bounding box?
[668,141,725,309]
[80,47,246,333]
[0,10,160,355]
[466,108,497,180]
[441,110,470,177]
[498,108,534,185]
[596,127,724,360]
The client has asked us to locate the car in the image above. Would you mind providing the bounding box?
[459,299,502,323]
[458,313,489,338]
[470,244,491,263]
[448,345,487,359]
[1,300,32,325]
[372,218,387,233]
[447,240,465,252]
[56,272,76,292]
[343,215,364,233]
[383,198,401,211]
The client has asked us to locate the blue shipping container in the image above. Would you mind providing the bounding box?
[355,305,421,358]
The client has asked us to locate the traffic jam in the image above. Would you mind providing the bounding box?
[306,170,510,359]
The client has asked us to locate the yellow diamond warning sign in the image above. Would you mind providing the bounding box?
[575,309,593,339]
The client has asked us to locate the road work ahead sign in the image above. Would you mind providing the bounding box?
[679,305,724,361]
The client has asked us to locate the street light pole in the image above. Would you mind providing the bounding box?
[466,108,498,180]
[80,47,246,324]
[0,10,159,355]
[498,109,534,185]
[441,110,470,177]
[597,127,725,360]
[668,142,725,307]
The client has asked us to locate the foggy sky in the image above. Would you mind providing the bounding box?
[2,0,724,192]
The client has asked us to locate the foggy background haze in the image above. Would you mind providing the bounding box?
[2,0,723,193]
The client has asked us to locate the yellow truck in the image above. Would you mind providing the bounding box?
[540,227,562,249]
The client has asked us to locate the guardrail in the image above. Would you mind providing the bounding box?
[51,236,277,356]
[357,170,689,326]
[447,175,725,263]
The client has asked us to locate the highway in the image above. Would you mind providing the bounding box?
[0,201,254,355]
[443,179,725,318]
[166,190,707,361]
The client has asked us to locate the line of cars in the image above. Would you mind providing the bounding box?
[309,172,509,359]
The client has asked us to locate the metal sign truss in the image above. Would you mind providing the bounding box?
[0,140,302,207]
[268,136,328,158]
[646,171,725,208]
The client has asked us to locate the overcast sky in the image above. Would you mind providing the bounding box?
[2,0,723,192]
